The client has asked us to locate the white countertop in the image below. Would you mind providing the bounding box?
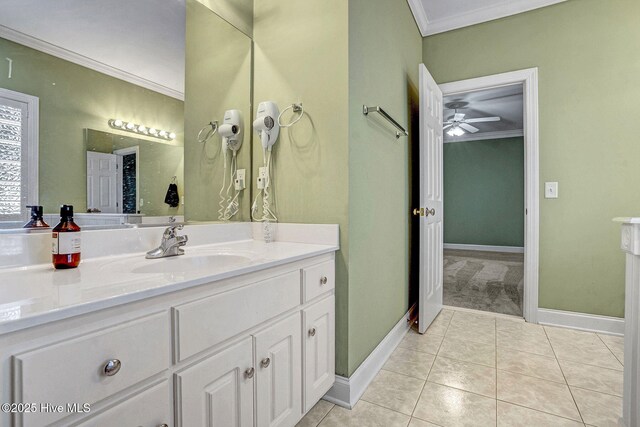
[0,239,338,334]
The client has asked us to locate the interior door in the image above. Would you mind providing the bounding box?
[418,63,444,334]
[86,151,118,213]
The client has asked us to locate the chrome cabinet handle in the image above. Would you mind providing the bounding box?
[103,359,121,376]
[260,358,271,368]
[425,208,436,217]
[320,276,328,285]
[309,328,317,337]
[158,424,169,427]
[245,367,255,379]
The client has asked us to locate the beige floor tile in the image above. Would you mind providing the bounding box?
[560,360,623,397]
[497,348,565,383]
[398,330,444,355]
[446,320,496,345]
[598,334,624,364]
[438,336,496,367]
[497,401,584,427]
[497,328,555,357]
[497,370,581,421]
[449,310,497,328]
[496,318,546,337]
[383,347,436,380]
[297,400,335,427]
[571,387,622,427]
[428,356,496,397]
[413,382,496,427]
[545,326,600,345]
[426,310,453,335]
[408,418,440,427]
[550,339,623,370]
[318,400,410,427]
[360,369,425,415]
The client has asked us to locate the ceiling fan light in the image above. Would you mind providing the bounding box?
[448,125,465,137]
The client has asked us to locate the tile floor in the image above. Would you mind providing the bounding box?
[297,308,625,427]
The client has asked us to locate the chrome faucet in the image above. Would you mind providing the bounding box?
[146,224,188,259]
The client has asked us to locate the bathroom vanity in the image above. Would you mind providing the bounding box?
[616,218,640,427]
[0,223,338,427]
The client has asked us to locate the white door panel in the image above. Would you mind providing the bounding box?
[86,151,117,213]
[418,63,444,334]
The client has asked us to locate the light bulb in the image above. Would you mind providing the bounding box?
[126,122,135,130]
[159,130,167,137]
[137,125,147,134]
[453,126,465,137]
[149,128,158,135]
[168,132,176,140]
[113,119,123,127]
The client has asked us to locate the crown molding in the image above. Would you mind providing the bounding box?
[414,0,567,37]
[444,129,524,143]
[0,25,184,101]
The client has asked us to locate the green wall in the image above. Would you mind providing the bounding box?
[185,0,252,222]
[444,137,524,247]
[252,0,351,374]
[0,37,185,216]
[423,0,640,317]
[347,0,422,375]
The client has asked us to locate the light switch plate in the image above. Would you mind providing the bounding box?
[545,182,558,199]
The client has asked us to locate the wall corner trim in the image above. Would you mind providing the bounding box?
[323,309,412,408]
[537,308,624,336]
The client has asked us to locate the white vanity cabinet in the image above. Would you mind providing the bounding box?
[0,252,336,427]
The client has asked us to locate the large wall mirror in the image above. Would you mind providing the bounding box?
[0,0,253,231]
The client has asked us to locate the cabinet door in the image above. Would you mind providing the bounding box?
[176,337,254,427]
[254,312,302,427]
[74,380,171,427]
[303,295,335,411]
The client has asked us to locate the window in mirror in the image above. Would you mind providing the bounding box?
[0,88,38,222]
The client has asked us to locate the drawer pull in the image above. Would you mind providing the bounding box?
[320,276,328,285]
[260,357,271,368]
[103,359,121,377]
[158,424,169,427]
[309,327,317,337]
[244,367,255,379]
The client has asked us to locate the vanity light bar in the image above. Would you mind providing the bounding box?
[108,119,176,141]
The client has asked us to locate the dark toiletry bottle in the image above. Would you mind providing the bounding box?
[23,205,50,228]
[52,205,81,269]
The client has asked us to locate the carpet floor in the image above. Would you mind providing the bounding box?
[443,249,524,316]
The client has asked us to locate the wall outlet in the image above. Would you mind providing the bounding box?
[545,182,558,199]
[257,167,269,190]
[235,169,246,191]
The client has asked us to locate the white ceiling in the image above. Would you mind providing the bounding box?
[408,0,567,36]
[444,84,523,142]
[0,0,185,99]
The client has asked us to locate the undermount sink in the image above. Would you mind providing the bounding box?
[131,253,253,274]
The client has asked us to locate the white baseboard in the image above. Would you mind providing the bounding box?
[323,310,411,409]
[444,243,524,253]
[537,308,624,336]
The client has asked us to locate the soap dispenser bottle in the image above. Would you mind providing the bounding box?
[52,205,81,269]
[23,205,50,228]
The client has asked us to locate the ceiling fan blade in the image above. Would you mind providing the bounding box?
[459,123,479,133]
[454,113,466,121]
[443,124,453,130]
[465,117,501,123]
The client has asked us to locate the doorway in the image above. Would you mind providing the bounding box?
[86,146,139,214]
[442,84,525,316]
[418,67,539,333]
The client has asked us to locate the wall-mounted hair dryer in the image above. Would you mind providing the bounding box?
[218,109,244,221]
[253,101,279,150]
[219,109,244,153]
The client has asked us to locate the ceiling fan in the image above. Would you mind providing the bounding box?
[443,102,500,137]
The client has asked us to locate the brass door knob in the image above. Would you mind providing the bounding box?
[412,208,424,216]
